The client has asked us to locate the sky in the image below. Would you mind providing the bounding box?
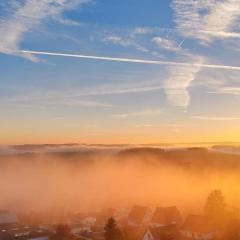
[0,0,240,145]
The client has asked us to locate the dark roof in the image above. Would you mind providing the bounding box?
[123,225,148,240]
[151,206,182,225]
[148,225,179,240]
[128,206,149,224]
[182,215,215,234]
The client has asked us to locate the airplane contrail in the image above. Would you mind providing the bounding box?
[20,50,240,71]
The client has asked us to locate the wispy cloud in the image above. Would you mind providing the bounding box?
[192,116,240,121]
[151,35,203,108]
[150,6,239,108]
[209,87,240,95]
[102,35,150,53]
[0,96,114,109]
[76,84,163,96]
[164,56,204,108]
[43,99,115,108]
[19,50,240,109]
[103,36,131,47]
[0,0,90,59]
[172,0,240,43]
[114,109,163,118]
[133,27,153,35]
[152,37,181,52]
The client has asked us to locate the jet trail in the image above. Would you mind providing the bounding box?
[20,50,240,71]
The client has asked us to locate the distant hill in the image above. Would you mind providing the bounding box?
[0,145,240,171]
[116,147,240,170]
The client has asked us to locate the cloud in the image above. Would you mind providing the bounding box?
[0,74,165,109]
[102,35,150,53]
[192,116,240,121]
[209,87,240,95]
[0,95,114,109]
[200,30,240,39]
[17,50,240,109]
[103,36,132,47]
[172,0,240,43]
[113,109,163,118]
[72,82,164,96]
[0,0,90,59]
[43,99,114,108]
[152,37,181,52]
[133,27,153,35]
[163,56,204,108]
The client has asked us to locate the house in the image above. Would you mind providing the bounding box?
[150,207,182,227]
[127,206,152,226]
[72,226,91,235]
[180,215,218,240]
[15,229,53,240]
[143,224,179,240]
[71,211,99,226]
[0,226,53,240]
[123,225,148,240]
[78,227,105,240]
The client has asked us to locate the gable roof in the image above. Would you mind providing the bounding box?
[147,224,179,240]
[128,206,150,224]
[151,206,182,225]
[124,225,148,240]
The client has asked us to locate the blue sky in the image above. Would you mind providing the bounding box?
[0,0,240,144]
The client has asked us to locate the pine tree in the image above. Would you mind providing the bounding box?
[104,217,122,240]
[50,224,71,240]
[204,189,227,228]
[204,189,226,218]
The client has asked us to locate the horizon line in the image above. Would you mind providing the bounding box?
[3,141,240,147]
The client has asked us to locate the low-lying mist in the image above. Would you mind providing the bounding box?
[1,146,240,217]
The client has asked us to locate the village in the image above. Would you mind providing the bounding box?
[0,190,239,240]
